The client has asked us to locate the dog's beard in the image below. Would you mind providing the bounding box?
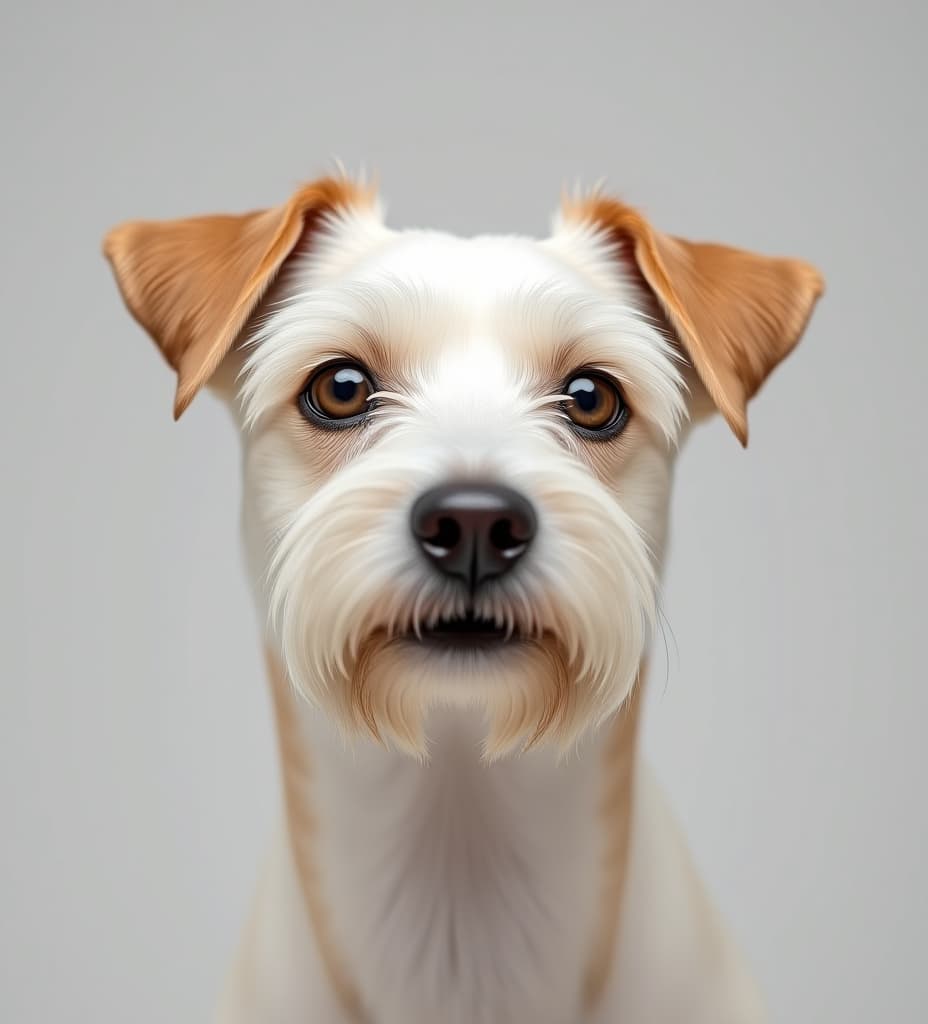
[348,631,577,757]
[265,439,656,759]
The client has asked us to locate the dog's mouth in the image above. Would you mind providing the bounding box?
[410,612,518,651]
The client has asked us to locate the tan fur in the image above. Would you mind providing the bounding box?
[583,666,644,1010]
[562,194,824,444]
[338,631,586,760]
[265,648,365,1022]
[103,177,374,418]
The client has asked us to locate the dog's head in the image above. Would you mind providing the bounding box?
[105,177,822,758]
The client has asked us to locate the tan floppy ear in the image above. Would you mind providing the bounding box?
[103,177,375,419]
[562,195,824,445]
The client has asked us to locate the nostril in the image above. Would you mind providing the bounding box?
[489,517,527,556]
[423,516,462,556]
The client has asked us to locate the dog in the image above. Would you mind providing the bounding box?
[104,175,822,1024]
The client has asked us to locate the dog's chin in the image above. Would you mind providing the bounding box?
[324,619,610,761]
[280,584,647,759]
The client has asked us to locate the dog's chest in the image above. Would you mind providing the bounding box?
[306,710,604,1024]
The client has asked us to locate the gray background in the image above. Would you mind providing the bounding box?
[3,1,925,1021]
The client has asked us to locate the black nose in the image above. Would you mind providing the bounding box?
[411,483,537,589]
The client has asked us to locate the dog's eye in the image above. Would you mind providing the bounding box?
[299,362,375,425]
[563,373,629,436]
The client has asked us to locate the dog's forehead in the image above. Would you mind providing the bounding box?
[310,211,617,304]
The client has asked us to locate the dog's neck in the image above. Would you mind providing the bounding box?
[266,648,642,1024]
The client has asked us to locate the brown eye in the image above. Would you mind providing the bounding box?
[563,373,629,436]
[299,362,375,425]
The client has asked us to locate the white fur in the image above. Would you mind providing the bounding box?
[215,198,764,1022]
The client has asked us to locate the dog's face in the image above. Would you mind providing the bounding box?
[239,205,685,757]
[105,178,822,758]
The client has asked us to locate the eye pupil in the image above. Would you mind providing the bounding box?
[331,368,363,403]
[570,378,599,412]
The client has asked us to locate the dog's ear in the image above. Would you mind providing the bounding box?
[103,177,374,419]
[561,195,824,445]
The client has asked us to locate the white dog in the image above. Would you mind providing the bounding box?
[104,176,822,1024]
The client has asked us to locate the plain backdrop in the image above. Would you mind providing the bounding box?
[3,2,925,1021]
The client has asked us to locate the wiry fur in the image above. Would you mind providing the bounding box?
[104,177,822,1024]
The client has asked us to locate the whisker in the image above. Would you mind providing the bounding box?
[654,592,679,698]
[524,392,571,412]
